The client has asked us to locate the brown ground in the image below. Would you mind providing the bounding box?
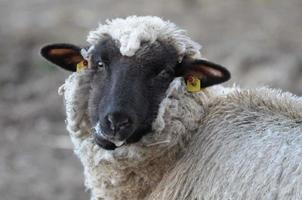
[0,0,301,199]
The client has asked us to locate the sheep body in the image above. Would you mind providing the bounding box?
[149,87,302,200]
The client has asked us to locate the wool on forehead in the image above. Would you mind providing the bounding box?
[87,16,202,59]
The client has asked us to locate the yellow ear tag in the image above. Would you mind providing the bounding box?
[186,75,201,92]
[76,60,88,72]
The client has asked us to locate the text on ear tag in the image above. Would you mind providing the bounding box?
[186,75,201,92]
[76,60,88,72]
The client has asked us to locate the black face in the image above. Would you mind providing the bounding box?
[88,38,178,150]
[41,36,230,150]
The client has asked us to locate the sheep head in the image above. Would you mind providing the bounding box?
[40,16,230,150]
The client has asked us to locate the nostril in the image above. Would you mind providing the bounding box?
[119,118,130,127]
[107,114,116,131]
[106,113,131,131]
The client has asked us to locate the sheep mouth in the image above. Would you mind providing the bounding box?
[93,126,152,150]
[94,134,119,150]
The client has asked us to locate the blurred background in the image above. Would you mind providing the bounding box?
[0,0,301,199]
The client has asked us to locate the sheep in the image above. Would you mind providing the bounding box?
[40,16,302,200]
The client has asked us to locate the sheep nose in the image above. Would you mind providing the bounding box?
[106,112,131,132]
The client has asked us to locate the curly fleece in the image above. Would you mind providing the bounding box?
[87,16,201,59]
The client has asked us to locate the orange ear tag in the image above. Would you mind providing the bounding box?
[186,75,201,92]
[76,60,88,72]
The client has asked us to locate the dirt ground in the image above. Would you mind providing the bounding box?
[0,0,301,199]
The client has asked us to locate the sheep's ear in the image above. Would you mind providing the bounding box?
[175,57,231,88]
[40,43,84,72]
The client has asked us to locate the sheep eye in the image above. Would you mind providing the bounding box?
[97,61,104,68]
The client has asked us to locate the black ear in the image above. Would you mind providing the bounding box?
[40,43,84,72]
[175,57,231,88]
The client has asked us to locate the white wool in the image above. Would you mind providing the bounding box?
[149,87,302,200]
[87,16,201,59]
